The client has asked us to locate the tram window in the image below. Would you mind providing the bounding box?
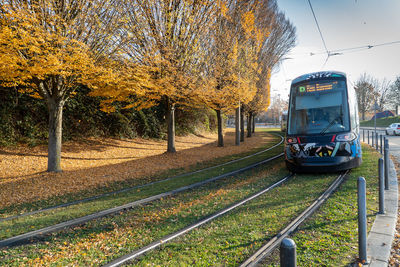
[288,90,350,135]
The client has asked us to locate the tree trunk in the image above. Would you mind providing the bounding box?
[247,113,252,138]
[252,114,256,134]
[240,108,245,142]
[167,99,176,153]
[47,97,64,172]
[216,109,224,147]
[235,105,240,146]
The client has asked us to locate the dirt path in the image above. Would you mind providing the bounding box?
[0,129,278,208]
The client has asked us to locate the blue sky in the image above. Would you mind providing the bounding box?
[271,0,400,100]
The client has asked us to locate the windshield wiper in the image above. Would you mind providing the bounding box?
[320,115,341,135]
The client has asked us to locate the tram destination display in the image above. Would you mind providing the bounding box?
[298,81,339,93]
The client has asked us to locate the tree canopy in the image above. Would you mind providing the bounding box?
[0,0,296,170]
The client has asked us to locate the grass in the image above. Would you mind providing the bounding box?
[0,130,281,218]
[0,142,284,239]
[134,173,339,266]
[360,115,400,127]
[0,142,382,266]
[262,144,381,266]
[1,160,290,266]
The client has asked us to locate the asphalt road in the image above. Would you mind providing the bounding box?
[387,135,400,161]
[360,127,400,161]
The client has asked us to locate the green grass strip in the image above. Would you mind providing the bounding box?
[130,173,339,266]
[262,144,381,266]
[0,160,289,266]
[360,115,400,127]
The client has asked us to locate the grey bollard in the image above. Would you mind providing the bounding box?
[280,238,296,267]
[375,133,378,150]
[362,129,365,142]
[380,134,383,154]
[367,131,370,145]
[372,133,374,147]
[378,158,385,214]
[358,177,368,264]
[384,138,389,190]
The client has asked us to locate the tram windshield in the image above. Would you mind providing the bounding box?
[287,80,350,135]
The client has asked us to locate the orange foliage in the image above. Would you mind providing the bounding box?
[201,0,270,113]
[0,130,277,208]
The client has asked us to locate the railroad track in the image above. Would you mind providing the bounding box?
[240,170,349,267]
[0,133,284,222]
[103,173,294,267]
[102,171,348,267]
[0,141,284,248]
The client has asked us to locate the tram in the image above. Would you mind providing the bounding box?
[284,71,362,172]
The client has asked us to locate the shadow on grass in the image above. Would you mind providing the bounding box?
[0,130,281,213]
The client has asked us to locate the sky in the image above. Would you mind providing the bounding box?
[271,0,400,101]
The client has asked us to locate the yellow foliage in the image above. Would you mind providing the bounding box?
[0,2,152,111]
[241,11,256,37]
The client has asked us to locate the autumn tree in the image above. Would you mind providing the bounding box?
[0,1,130,172]
[201,0,263,146]
[242,0,296,136]
[354,73,379,120]
[116,0,217,153]
[375,78,391,112]
[388,76,400,112]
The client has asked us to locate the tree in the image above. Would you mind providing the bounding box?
[201,0,265,146]
[119,0,217,153]
[0,0,128,172]
[354,73,378,121]
[376,78,391,112]
[387,76,400,111]
[243,0,296,136]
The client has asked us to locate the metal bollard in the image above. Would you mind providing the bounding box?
[375,133,378,150]
[372,133,374,146]
[362,129,365,142]
[358,177,368,264]
[378,158,385,214]
[371,132,375,147]
[384,138,389,190]
[280,238,297,267]
[367,131,370,145]
[380,134,383,154]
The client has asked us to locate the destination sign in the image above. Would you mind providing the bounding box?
[298,81,338,93]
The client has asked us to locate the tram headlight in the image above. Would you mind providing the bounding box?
[286,137,297,144]
[336,133,357,142]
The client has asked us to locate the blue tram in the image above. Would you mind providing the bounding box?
[284,71,362,172]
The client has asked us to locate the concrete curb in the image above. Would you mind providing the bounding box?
[367,157,398,266]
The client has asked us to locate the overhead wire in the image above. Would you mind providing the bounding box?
[307,0,328,54]
[305,0,400,67]
[288,40,400,57]
[306,0,332,68]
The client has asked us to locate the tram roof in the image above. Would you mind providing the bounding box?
[291,71,346,85]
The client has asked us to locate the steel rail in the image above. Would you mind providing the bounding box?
[0,133,284,222]
[102,174,294,267]
[0,152,284,248]
[240,170,350,267]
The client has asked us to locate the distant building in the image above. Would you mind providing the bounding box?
[370,110,395,120]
